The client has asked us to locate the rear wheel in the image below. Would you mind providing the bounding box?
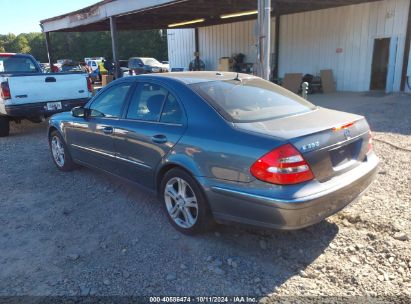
[49,131,76,171]
[0,117,10,137]
[160,168,214,235]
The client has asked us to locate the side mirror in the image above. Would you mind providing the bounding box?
[72,106,87,118]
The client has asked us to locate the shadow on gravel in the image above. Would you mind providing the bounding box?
[2,119,341,297]
[207,221,339,297]
[40,165,338,297]
[8,121,49,137]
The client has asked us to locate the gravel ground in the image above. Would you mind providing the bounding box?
[0,93,410,302]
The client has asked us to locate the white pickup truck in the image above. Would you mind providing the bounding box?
[0,53,92,137]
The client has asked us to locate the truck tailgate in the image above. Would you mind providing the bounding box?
[7,73,90,105]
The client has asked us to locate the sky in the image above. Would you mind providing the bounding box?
[0,0,98,34]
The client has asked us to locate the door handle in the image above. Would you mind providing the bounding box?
[151,134,167,144]
[102,126,113,135]
[45,77,56,82]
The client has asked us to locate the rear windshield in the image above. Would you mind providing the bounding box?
[0,56,40,74]
[128,58,142,69]
[191,78,316,122]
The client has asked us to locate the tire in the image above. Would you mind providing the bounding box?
[0,117,10,137]
[160,168,214,235]
[49,130,76,171]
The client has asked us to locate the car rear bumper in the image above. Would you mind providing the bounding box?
[204,153,379,230]
[4,99,89,119]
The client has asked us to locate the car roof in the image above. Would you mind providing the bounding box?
[129,57,155,60]
[146,71,258,84]
[0,53,31,57]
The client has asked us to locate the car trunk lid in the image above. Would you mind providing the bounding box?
[234,107,371,182]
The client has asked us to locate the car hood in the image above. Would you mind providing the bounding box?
[49,111,73,122]
[150,65,168,69]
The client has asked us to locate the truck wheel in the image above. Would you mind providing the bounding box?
[0,117,10,137]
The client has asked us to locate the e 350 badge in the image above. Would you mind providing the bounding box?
[301,141,320,152]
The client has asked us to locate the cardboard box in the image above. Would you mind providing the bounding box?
[102,75,114,86]
[320,69,336,93]
[218,57,234,71]
[283,73,303,94]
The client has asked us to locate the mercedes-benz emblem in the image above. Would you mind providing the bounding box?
[344,128,351,139]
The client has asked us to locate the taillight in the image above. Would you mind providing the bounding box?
[332,121,355,131]
[250,143,314,185]
[86,77,92,92]
[367,131,373,153]
[0,81,11,100]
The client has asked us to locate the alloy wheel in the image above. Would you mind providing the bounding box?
[51,135,65,167]
[164,177,199,229]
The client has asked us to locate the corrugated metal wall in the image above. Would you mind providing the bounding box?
[197,19,277,71]
[168,19,276,71]
[167,0,410,91]
[167,28,195,70]
[280,0,410,91]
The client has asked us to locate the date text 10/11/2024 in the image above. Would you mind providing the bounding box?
[149,296,258,303]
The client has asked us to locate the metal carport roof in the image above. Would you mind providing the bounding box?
[40,0,381,32]
[40,0,411,91]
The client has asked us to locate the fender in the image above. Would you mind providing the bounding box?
[47,117,67,142]
[154,144,206,190]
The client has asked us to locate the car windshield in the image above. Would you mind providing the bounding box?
[119,61,128,68]
[0,56,40,74]
[61,65,82,72]
[191,78,316,122]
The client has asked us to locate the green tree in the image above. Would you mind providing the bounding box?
[1,33,16,51]
[0,30,168,63]
[7,34,31,53]
[26,33,47,62]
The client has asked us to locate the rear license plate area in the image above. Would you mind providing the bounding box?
[330,141,359,167]
[47,102,62,111]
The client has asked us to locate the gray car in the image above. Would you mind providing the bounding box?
[48,72,379,235]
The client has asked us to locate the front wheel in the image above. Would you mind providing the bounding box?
[0,117,10,137]
[160,168,214,235]
[49,131,76,171]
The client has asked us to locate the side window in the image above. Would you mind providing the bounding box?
[89,83,132,118]
[160,93,184,124]
[27,59,37,72]
[126,82,167,121]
